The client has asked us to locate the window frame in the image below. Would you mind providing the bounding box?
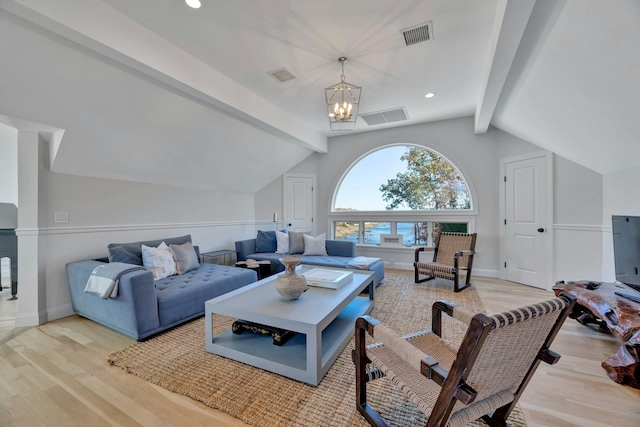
[330,214,476,247]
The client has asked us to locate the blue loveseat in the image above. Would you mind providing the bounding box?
[235,233,385,286]
[66,235,256,340]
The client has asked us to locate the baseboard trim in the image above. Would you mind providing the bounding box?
[47,303,74,322]
[14,309,48,327]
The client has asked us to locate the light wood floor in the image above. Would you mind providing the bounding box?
[1,276,639,426]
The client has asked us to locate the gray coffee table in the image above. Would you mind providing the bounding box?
[204,266,375,386]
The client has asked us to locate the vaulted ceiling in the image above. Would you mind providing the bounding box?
[1,0,638,193]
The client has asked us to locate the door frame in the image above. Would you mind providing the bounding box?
[499,151,554,289]
[283,173,316,235]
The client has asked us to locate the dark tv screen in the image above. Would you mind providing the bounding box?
[612,215,640,290]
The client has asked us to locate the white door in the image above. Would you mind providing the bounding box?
[504,155,551,289]
[283,174,315,233]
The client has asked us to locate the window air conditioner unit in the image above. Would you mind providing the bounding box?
[380,234,403,247]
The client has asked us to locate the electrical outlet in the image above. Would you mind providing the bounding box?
[54,211,69,223]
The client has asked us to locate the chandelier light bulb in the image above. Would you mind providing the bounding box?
[185,0,201,9]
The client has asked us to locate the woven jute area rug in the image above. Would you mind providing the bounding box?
[108,269,527,427]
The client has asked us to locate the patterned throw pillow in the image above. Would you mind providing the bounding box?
[141,242,177,280]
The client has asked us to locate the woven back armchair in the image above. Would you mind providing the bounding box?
[354,294,576,427]
[414,232,477,292]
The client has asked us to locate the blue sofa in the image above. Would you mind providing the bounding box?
[66,235,257,340]
[235,237,385,286]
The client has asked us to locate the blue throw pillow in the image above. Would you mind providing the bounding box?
[255,230,277,253]
[108,245,143,265]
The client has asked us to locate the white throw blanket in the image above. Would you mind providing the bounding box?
[84,262,145,299]
[347,256,382,270]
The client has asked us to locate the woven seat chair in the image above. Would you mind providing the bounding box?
[353,294,576,427]
[414,232,477,292]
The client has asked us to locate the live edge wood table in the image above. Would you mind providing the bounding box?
[553,280,640,388]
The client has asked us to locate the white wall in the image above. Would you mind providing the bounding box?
[257,117,541,276]
[0,123,18,211]
[602,164,640,281]
[16,135,261,325]
[257,117,606,283]
[553,155,604,282]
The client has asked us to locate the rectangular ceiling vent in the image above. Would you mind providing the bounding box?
[268,67,296,83]
[402,21,433,46]
[360,107,409,126]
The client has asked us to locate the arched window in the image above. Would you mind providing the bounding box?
[330,145,474,246]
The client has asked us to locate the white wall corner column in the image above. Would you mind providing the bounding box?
[15,130,47,326]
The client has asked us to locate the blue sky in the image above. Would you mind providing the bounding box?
[335,146,409,210]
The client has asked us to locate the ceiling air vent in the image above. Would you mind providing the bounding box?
[268,67,296,83]
[401,21,433,46]
[360,108,409,126]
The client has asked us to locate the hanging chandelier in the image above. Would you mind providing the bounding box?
[325,57,362,131]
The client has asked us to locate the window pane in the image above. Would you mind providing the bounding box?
[434,222,468,235]
[364,222,391,245]
[397,222,429,246]
[334,145,471,211]
[334,221,359,242]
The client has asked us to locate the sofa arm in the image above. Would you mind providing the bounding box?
[235,239,257,261]
[66,260,160,340]
[325,239,356,257]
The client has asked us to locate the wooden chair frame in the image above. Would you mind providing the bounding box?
[353,294,576,427]
[414,232,477,292]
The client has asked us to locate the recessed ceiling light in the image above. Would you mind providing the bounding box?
[185,0,201,9]
[425,92,435,99]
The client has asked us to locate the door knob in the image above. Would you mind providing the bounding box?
[288,223,292,227]
[537,228,545,233]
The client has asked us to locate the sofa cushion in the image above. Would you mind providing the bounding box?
[108,235,192,265]
[154,264,257,327]
[289,231,305,254]
[255,230,277,253]
[303,233,327,256]
[300,255,351,269]
[170,241,200,274]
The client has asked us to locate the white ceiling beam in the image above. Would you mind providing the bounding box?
[474,0,537,134]
[0,0,327,153]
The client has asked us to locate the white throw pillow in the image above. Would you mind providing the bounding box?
[275,230,289,254]
[142,242,177,280]
[303,233,327,256]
